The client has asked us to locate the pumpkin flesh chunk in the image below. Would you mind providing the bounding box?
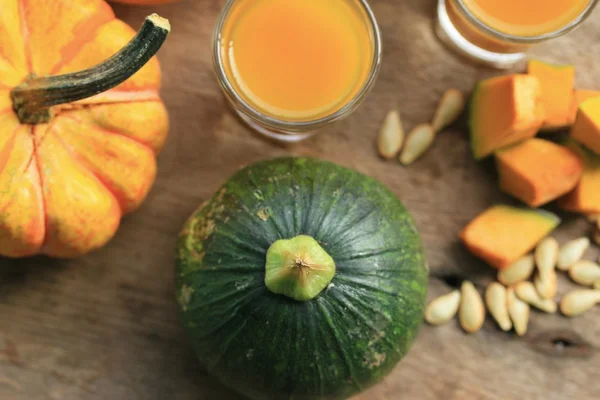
[51,113,158,213]
[0,125,45,257]
[0,0,28,87]
[35,130,121,258]
[460,205,560,269]
[528,60,575,129]
[571,96,600,155]
[496,139,583,207]
[568,89,600,126]
[470,75,544,159]
[559,141,600,214]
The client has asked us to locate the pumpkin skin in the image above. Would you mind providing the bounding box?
[176,158,428,400]
[0,0,168,257]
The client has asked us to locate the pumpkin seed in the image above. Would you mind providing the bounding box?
[594,281,600,290]
[568,260,600,286]
[507,287,530,337]
[515,281,557,313]
[557,237,589,271]
[560,289,600,317]
[497,255,535,286]
[377,110,405,159]
[431,89,465,133]
[399,124,435,165]
[459,281,485,334]
[534,271,557,300]
[535,237,558,276]
[424,290,461,325]
[485,283,512,331]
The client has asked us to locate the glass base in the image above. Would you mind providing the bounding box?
[436,0,526,69]
[234,109,318,143]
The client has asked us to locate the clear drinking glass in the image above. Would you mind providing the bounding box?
[212,0,382,143]
[436,0,599,69]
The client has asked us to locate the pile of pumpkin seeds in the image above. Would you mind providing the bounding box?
[425,236,600,335]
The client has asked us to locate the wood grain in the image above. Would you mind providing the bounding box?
[1,0,600,399]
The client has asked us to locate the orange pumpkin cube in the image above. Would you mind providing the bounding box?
[559,141,600,214]
[496,139,583,207]
[528,60,575,129]
[568,89,600,125]
[460,205,560,269]
[571,96,600,155]
[470,75,544,160]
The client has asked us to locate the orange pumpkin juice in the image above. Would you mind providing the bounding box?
[218,0,375,122]
[445,0,595,54]
[463,0,591,37]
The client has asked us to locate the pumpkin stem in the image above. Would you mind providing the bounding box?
[10,14,170,124]
[264,235,336,301]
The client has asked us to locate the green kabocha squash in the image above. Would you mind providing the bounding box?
[176,158,428,400]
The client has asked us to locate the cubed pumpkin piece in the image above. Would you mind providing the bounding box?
[568,89,600,125]
[528,60,575,129]
[559,141,600,214]
[460,205,560,269]
[571,96,600,155]
[470,75,544,160]
[496,138,583,207]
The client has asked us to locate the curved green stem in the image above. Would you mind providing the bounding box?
[11,14,170,124]
[265,235,336,301]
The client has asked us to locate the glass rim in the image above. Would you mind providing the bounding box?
[212,0,382,132]
[454,0,599,44]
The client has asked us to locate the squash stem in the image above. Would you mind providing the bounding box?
[10,14,170,124]
[264,235,336,301]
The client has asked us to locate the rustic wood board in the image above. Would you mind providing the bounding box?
[1,1,600,399]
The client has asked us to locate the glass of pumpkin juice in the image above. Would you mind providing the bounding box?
[213,0,381,142]
[437,0,598,68]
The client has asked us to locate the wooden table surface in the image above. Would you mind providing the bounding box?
[1,1,600,399]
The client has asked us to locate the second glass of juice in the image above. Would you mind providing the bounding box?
[213,0,381,142]
[437,0,598,68]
